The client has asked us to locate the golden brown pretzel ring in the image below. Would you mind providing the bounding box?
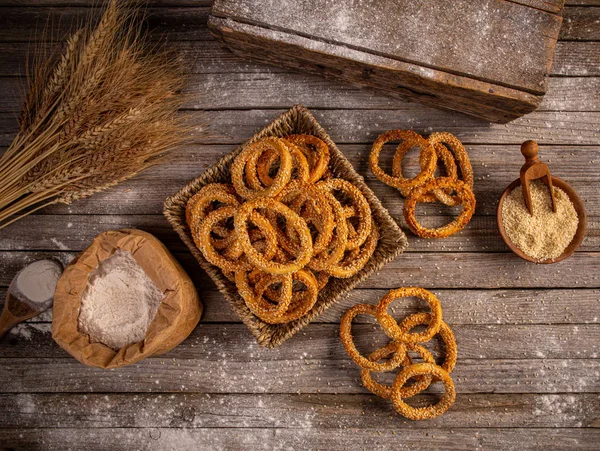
[390,363,456,420]
[254,269,319,324]
[284,134,330,183]
[316,178,371,249]
[339,303,407,371]
[326,221,378,278]
[252,141,310,188]
[398,312,457,374]
[194,206,278,273]
[235,270,293,318]
[392,141,459,203]
[428,132,474,190]
[234,198,313,274]
[307,189,348,272]
[361,342,435,399]
[376,287,443,343]
[403,177,476,239]
[370,130,437,192]
[231,137,292,199]
[273,180,334,255]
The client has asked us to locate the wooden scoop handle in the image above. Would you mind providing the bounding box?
[0,308,24,341]
[519,140,557,215]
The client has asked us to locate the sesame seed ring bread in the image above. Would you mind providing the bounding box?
[390,363,456,420]
[284,134,330,183]
[340,303,407,372]
[370,130,437,192]
[235,270,293,319]
[399,312,457,375]
[376,287,443,343]
[231,137,293,199]
[403,177,476,239]
[325,221,379,278]
[361,342,435,399]
[253,141,310,188]
[317,178,372,250]
[253,269,319,324]
[234,198,313,275]
[194,206,278,273]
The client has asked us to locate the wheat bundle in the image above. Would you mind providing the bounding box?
[0,0,193,229]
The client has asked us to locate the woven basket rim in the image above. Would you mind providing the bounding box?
[164,104,408,348]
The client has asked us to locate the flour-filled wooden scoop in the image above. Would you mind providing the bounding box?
[520,140,557,215]
[0,259,63,340]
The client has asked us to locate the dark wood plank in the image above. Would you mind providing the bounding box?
[0,213,598,253]
[1,74,598,112]
[0,393,597,429]
[0,250,598,289]
[0,357,597,393]
[0,427,597,451]
[2,322,599,360]
[553,42,600,76]
[0,5,595,42]
[561,7,600,40]
[508,0,565,14]
[2,109,600,149]
[212,0,561,94]
[1,41,597,77]
[0,7,213,42]
[0,140,596,216]
[4,287,598,325]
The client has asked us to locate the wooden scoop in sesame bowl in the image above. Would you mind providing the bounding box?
[497,140,586,264]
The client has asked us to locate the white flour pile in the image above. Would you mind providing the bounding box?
[13,260,62,309]
[78,249,165,350]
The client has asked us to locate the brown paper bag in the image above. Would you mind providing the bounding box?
[52,229,202,369]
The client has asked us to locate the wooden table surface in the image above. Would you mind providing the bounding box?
[0,1,599,450]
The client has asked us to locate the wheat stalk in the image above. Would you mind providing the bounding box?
[0,0,198,229]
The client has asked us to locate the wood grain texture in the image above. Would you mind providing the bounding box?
[0,393,597,429]
[2,323,599,360]
[1,41,597,77]
[0,214,597,253]
[0,250,599,289]
[0,5,594,42]
[0,74,598,112]
[211,0,561,94]
[3,287,598,325]
[0,427,597,451]
[0,357,598,394]
[2,109,600,148]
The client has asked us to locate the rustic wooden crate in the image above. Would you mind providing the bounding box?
[208,0,564,123]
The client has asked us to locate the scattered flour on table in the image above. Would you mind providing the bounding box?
[78,249,164,350]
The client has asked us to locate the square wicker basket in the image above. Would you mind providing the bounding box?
[164,105,408,348]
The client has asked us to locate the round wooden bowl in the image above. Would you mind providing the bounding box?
[497,176,587,264]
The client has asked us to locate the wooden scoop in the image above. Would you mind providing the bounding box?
[520,140,556,215]
[0,259,63,340]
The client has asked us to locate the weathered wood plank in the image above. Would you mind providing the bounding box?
[0,357,597,394]
[0,427,597,451]
[1,41,597,77]
[0,250,598,289]
[0,6,595,43]
[0,213,597,253]
[4,287,598,326]
[0,7,213,42]
[0,141,595,216]
[2,109,600,149]
[553,42,600,76]
[2,323,599,360]
[1,74,598,112]
[0,393,597,429]
[561,6,600,40]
